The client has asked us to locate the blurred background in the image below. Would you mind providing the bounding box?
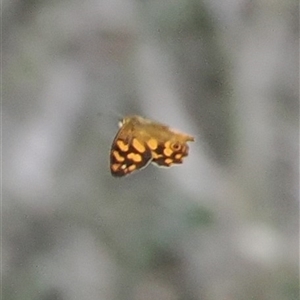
[3,0,299,299]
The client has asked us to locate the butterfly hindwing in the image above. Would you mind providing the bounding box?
[151,140,189,167]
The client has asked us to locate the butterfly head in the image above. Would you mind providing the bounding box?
[119,115,150,126]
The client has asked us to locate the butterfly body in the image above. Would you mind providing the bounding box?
[110,115,194,177]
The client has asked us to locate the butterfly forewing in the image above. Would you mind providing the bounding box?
[110,125,153,176]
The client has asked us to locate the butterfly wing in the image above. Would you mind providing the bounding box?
[110,125,152,177]
[151,140,190,167]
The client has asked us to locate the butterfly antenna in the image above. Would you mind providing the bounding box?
[97,109,123,122]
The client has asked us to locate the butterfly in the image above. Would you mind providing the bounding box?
[110,115,194,177]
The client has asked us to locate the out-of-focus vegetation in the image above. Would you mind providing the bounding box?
[3,0,299,299]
